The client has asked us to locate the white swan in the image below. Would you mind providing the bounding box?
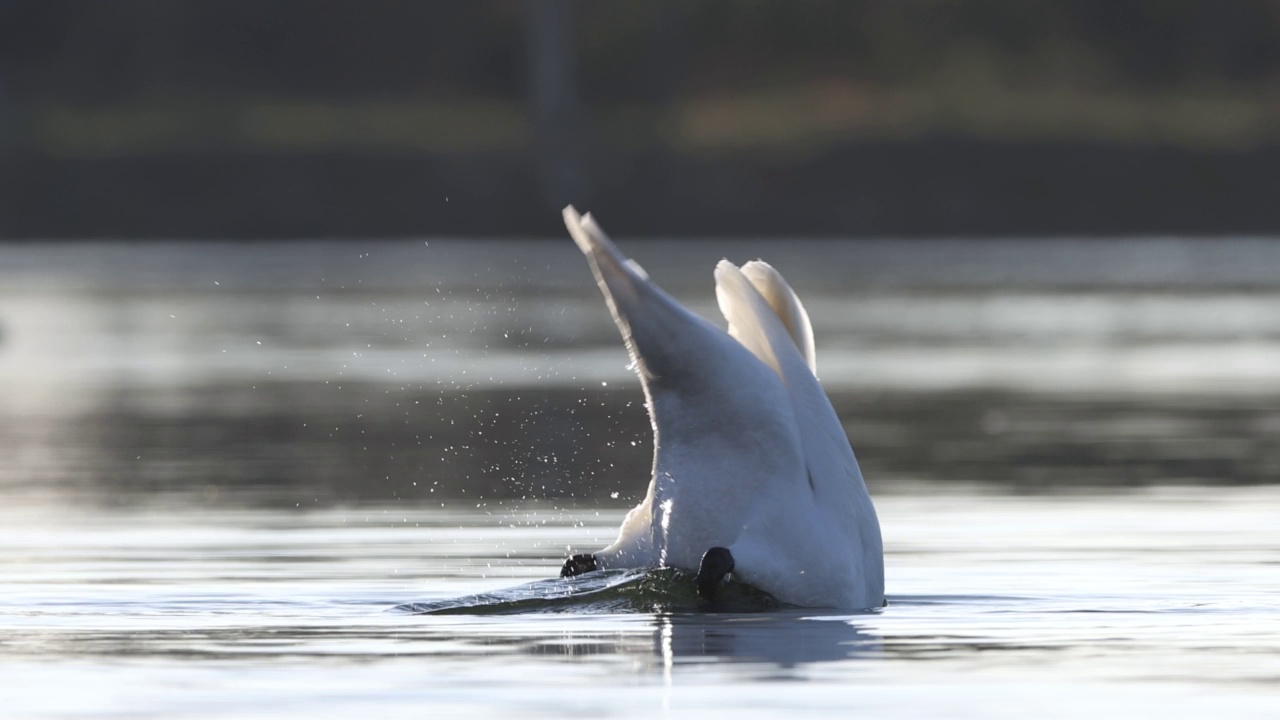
[559,207,884,610]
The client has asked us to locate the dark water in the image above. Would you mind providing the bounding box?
[3,238,1279,506]
[1,238,1278,717]
[395,567,785,615]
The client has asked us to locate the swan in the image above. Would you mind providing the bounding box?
[558,207,884,610]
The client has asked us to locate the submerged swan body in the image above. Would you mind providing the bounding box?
[561,207,884,610]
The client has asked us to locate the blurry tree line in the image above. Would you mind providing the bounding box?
[2,0,1279,237]
[7,1,1280,102]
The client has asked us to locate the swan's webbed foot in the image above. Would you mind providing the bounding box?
[560,553,598,578]
[695,546,735,601]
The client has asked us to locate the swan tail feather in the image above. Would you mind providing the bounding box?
[714,260,786,377]
[563,206,717,384]
[716,259,875,504]
[739,261,817,375]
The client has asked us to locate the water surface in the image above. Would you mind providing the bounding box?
[2,490,1278,719]
[1,238,1278,717]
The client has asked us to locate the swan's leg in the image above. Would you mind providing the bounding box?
[560,553,598,578]
[695,546,735,601]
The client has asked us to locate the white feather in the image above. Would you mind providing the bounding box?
[562,206,884,609]
[736,260,817,375]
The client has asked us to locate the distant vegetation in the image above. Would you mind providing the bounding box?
[2,1,1279,236]
[5,0,1280,153]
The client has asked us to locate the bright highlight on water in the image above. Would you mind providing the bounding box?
[2,238,1278,719]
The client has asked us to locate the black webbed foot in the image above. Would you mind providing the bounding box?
[560,553,598,578]
[695,546,735,601]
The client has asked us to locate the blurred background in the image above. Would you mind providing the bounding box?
[4,0,1280,237]
[1,1,1278,509]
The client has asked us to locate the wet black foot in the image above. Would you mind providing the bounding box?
[560,553,597,578]
[695,547,735,601]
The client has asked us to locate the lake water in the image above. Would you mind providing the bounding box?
[1,238,1278,718]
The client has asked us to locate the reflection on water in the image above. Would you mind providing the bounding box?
[1,238,1279,717]
[1,239,1279,505]
[653,613,880,666]
[6,381,1280,505]
[1,491,1277,718]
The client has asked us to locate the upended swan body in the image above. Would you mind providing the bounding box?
[559,207,884,610]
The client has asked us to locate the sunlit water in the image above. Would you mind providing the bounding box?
[2,491,1278,719]
[1,238,1278,717]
